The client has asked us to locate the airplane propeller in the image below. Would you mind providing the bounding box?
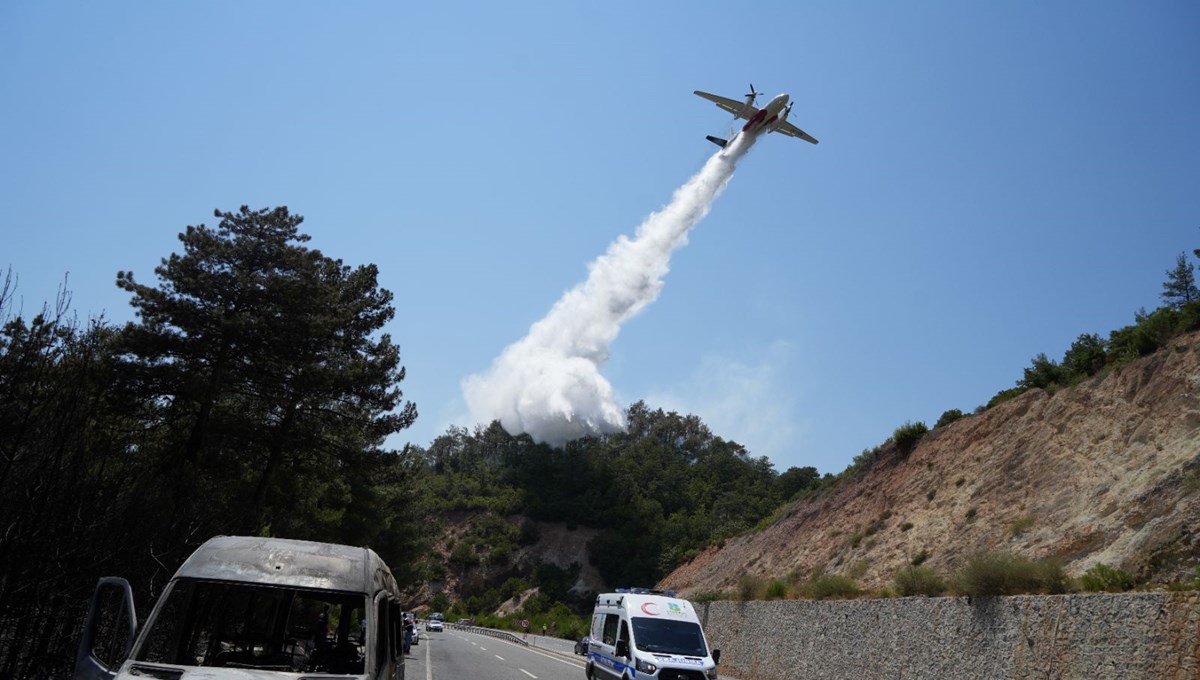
[744,84,760,103]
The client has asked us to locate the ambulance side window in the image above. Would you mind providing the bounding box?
[602,614,619,646]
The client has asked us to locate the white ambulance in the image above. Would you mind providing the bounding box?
[585,588,720,680]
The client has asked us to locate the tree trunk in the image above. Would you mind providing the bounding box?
[247,404,296,534]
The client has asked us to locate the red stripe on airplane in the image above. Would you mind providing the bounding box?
[742,109,769,131]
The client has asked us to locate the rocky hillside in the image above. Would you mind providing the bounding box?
[412,515,607,609]
[660,332,1200,594]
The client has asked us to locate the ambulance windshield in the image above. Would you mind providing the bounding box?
[630,617,708,657]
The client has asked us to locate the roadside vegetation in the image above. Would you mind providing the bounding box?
[984,249,1200,409]
[826,246,1200,492]
[455,601,590,641]
[699,555,1195,602]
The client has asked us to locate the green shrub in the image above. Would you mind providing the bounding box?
[428,558,448,580]
[1007,515,1036,537]
[847,446,882,477]
[737,574,763,600]
[893,421,929,455]
[848,560,870,580]
[448,541,480,567]
[801,574,860,599]
[1019,353,1065,390]
[1080,563,1135,592]
[478,601,588,640]
[765,580,788,599]
[952,553,1066,596]
[1110,306,1185,364]
[430,592,450,613]
[498,577,530,601]
[1036,558,1071,594]
[522,592,551,615]
[934,409,964,429]
[1180,300,1200,333]
[691,590,729,604]
[910,549,930,566]
[987,387,1027,409]
[894,566,946,597]
[487,543,513,565]
[1061,333,1107,380]
[1165,566,1200,592]
[954,553,1037,596]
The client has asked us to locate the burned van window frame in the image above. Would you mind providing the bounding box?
[133,578,368,673]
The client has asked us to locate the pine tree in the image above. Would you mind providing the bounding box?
[1161,252,1199,309]
[115,206,416,534]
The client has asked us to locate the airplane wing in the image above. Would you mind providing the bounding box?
[694,90,755,120]
[774,120,819,145]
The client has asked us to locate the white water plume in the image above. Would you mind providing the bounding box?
[463,133,757,446]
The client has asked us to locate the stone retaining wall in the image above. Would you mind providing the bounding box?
[699,592,1199,680]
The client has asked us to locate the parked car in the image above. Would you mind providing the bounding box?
[405,612,419,646]
[574,635,590,655]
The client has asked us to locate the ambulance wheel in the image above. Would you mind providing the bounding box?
[584,660,593,680]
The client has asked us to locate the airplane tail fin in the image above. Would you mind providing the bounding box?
[705,135,728,148]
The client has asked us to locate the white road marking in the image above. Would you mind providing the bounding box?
[425,632,432,680]
[456,628,587,670]
[495,654,505,661]
[521,645,587,669]
[520,670,537,679]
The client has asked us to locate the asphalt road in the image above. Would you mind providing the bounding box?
[406,628,588,680]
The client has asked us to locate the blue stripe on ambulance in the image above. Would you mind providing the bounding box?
[590,651,638,678]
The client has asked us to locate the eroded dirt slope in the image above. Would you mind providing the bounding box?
[660,333,1200,594]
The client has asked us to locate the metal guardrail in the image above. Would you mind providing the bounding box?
[448,622,530,647]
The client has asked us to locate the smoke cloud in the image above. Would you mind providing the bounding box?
[463,133,757,446]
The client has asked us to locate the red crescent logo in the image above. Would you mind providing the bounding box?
[641,602,659,616]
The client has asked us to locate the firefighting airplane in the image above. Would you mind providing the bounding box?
[694,84,819,147]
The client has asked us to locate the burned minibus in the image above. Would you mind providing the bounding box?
[75,535,405,679]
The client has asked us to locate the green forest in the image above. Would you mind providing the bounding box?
[1,206,1197,676]
[401,406,820,607]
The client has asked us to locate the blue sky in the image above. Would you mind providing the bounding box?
[3,2,1198,474]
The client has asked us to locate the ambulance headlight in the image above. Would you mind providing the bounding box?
[635,658,657,674]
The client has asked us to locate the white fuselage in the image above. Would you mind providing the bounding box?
[742,93,790,134]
